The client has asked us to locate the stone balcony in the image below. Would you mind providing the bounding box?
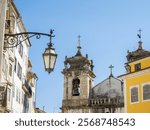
[22,80,32,98]
[0,86,11,112]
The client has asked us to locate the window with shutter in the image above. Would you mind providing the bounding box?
[143,84,150,101]
[130,87,139,103]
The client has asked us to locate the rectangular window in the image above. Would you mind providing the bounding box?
[32,92,35,107]
[18,44,23,57]
[135,63,141,71]
[18,91,21,104]
[2,54,5,72]
[5,10,11,31]
[6,62,8,78]
[143,84,150,101]
[17,63,22,80]
[22,93,24,104]
[12,86,15,98]
[14,57,17,72]
[5,19,11,29]
[16,88,18,102]
[3,58,8,79]
[0,93,4,101]
[11,14,16,33]
[130,87,139,103]
[7,88,11,102]
[2,54,8,78]
[16,88,20,104]
[9,63,12,76]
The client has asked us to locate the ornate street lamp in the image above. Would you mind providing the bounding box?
[43,30,57,74]
[4,29,57,74]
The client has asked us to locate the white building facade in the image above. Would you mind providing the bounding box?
[0,0,37,113]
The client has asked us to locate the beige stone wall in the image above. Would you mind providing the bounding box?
[0,0,7,81]
[79,74,90,99]
[62,70,95,113]
[62,99,90,113]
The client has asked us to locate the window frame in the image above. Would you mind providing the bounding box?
[135,63,141,71]
[130,85,139,104]
[16,88,18,102]
[7,87,11,102]
[14,57,17,72]
[2,54,5,73]
[9,63,12,77]
[2,54,7,78]
[12,85,15,98]
[17,62,22,80]
[16,88,21,104]
[142,82,150,102]
[18,44,23,57]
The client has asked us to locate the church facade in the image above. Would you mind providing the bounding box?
[61,38,124,113]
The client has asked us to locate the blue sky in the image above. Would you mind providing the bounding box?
[14,0,150,112]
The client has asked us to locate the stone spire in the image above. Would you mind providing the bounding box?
[75,35,82,56]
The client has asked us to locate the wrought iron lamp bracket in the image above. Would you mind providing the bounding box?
[4,30,55,48]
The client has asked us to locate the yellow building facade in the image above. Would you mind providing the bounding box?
[119,40,150,113]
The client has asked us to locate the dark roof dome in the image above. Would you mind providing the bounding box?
[127,41,150,62]
[62,36,94,73]
[64,46,91,70]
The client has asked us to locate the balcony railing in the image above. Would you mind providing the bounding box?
[89,97,124,107]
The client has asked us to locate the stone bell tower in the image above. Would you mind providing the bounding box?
[61,36,96,113]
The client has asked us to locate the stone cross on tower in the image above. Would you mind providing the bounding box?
[137,29,142,41]
[109,64,114,77]
[137,29,143,50]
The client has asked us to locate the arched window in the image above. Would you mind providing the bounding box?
[72,78,80,96]
[143,84,150,101]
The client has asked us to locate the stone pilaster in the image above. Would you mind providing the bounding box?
[0,0,7,81]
